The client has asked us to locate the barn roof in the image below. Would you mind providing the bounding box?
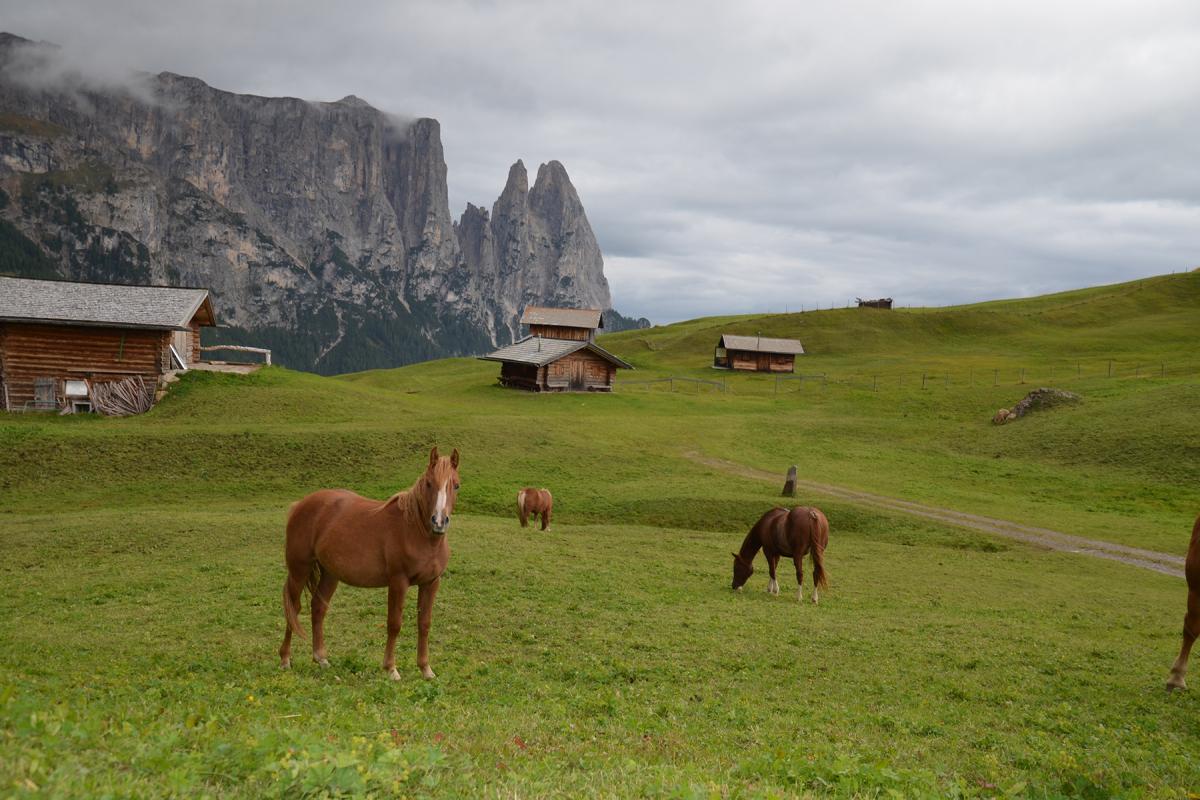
[719,334,805,355]
[519,306,603,330]
[0,276,216,331]
[479,336,633,369]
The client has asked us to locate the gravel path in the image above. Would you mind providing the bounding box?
[685,452,1184,578]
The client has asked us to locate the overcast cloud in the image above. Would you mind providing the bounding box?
[4,0,1199,321]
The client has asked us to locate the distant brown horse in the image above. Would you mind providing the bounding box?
[279,446,460,680]
[732,506,829,603]
[1166,515,1200,690]
[517,488,553,531]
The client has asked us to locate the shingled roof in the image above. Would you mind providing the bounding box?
[718,334,805,355]
[0,277,216,331]
[479,336,632,369]
[520,306,603,330]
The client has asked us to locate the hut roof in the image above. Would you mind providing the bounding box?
[719,334,805,355]
[0,276,216,331]
[519,306,603,330]
[479,336,633,369]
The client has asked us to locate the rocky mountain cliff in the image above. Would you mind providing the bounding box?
[0,33,647,373]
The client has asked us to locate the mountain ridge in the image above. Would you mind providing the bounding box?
[0,32,648,374]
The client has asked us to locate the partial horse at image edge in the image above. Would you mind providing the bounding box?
[732,506,829,603]
[1166,515,1200,690]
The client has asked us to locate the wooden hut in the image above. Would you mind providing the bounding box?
[480,335,632,392]
[519,306,603,341]
[856,297,893,309]
[712,334,804,373]
[0,276,216,412]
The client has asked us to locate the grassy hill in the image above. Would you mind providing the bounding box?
[0,271,1197,796]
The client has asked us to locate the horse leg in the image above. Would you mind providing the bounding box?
[540,506,551,531]
[794,551,806,603]
[767,554,780,595]
[279,570,306,669]
[311,570,339,667]
[416,577,441,680]
[1167,594,1200,690]
[383,577,410,680]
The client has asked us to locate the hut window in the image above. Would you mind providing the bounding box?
[34,378,58,410]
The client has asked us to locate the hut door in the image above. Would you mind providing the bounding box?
[756,353,771,371]
[171,331,190,367]
[569,360,587,390]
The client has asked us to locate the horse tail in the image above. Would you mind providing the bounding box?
[517,490,529,527]
[810,509,829,590]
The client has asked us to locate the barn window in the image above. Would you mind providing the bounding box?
[33,378,58,410]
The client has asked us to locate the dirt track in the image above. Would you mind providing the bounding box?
[684,452,1185,578]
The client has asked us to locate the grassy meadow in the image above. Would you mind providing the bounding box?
[1,271,1198,797]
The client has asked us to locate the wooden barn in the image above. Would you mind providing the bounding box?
[0,276,216,412]
[520,306,603,341]
[713,334,805,373]
[480,335,632,392]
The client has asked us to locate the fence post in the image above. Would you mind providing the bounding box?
[670,378,674,392]
[1161,363,1165,378]
[944,374,948,388]
[873,375,878,392]
[774,377,778,396]
[1020,367,1025,384]
[1108,360,1113,377]
[922,373,927,390]
[1077,362,1080,377]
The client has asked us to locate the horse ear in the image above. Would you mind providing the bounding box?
[450,448,459,468]
[428,446,439,468]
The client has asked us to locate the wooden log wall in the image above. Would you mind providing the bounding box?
[528,324,593,341]
[0,322,169,411]
[728,350,795,373]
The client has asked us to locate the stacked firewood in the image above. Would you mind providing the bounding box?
[89,376,154,416]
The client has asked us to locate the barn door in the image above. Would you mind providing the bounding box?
[569,360,587,390]
[171,330,190,368]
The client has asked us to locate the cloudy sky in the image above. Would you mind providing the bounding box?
[4,0,1199,322]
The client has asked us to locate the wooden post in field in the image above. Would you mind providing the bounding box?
[922,372,927,389]
[1108,359,1113,377]
[782,465,797,497]
[873,375,878,392]
[1161,363,1165,378]
[944,374,948,388]
[1020,367,1025,384]
[1077,362,1080,377]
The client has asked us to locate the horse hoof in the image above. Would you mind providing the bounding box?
[280,658,291,670]
[1166,679,1187,691]
[421,666,436,680]
[388,668,402,681]
[314,657,330,668]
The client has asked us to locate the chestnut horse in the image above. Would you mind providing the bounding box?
[279,447,460,680]
[732,506,829,603]
[1166,515,1200,690]
[517,488,553,531]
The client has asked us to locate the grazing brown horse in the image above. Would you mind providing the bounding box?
[732,506,829,603]
[279,446,460,680]
[1166,515,1200,690]
[517,488,553,531]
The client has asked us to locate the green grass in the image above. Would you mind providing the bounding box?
[1,271,1198,796]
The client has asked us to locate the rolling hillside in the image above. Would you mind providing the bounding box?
[0,271,1197,796]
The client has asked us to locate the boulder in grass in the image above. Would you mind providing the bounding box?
[1010,387,1081,418]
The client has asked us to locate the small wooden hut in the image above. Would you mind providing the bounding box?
[713,334,804,373]
[520,306,603,341]
[0,276,216,412]
[856,297,893,309]
[480,335,632,392]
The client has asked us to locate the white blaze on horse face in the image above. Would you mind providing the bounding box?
[432,479,450,532]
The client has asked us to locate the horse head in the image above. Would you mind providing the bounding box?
[420,446,460,535]
[731,551,753,590]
